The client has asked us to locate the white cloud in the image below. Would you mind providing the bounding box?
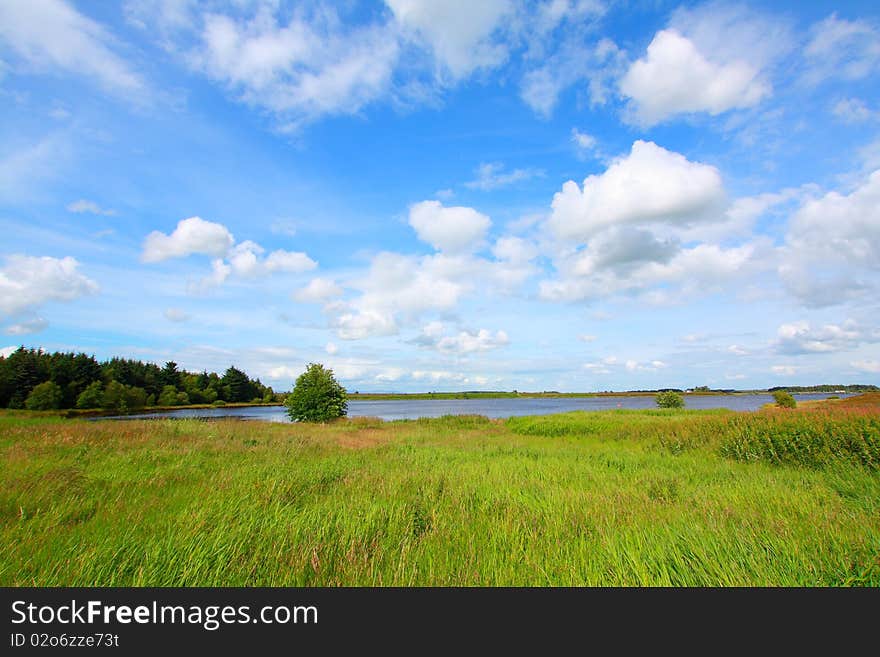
[727,345,748,356]
[145,219,315,291]
[324,252,477,339]
[625,359,667,372]
[1,346,18,358]
[0,254,98,316]
[571,128,599,157]
[5,318,48,335]
[851,360,880,374]
[776,320,877,355]
[771,365,797,376]
[333,308,398,340]
[188,258,231,294]
[781,170,880,307]
[66,199,116,216]
[294,277,343,303]
[325,342,338,356]
[0,0,145,96]
[520,37,625,117]
[191,5,399,129]
[163,307,190,323]
[408,200,491,253]
[804,14,880,85]
[465,162,542,191]
[387,0,512,80]
[539,240,758,303]
[620,29,770,126]
[142,216,234,263]
[412,370,469,384]
[578,334,597,342]
[227,241,316,277]
[492,236,538,264]
[548,141,725,241]
[413,322,509,354]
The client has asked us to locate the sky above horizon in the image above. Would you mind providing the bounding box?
[1,0,880,393]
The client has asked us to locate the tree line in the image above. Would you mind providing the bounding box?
[0,347,277,411]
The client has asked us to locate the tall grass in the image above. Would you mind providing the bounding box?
[1,402,878,586]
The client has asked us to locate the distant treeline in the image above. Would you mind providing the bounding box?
[0,347,277,411]
[766,384,878,393]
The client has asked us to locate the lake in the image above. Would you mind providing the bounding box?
[99,392,849,422]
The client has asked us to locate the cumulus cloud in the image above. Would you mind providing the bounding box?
[332,308,397,340]
[776,320,878,355]
[465,162,543,191]
[491,236,539,265]
[413,322,510,354]
[0,255,98,316]
[226,241,316,278]
[66,199,116,216]
[5,317,48,335]
[144,218,317,293]
[548,141,725,241]
[0,0,145,97]
[142,216,234,263]
[408,200,491,253]
[771,365,798,376]
[539,241,758,303]
[620,29,769,126]
[569,228,678,276]
[319,246,530,341]
[192,5,399,129]
[328,252,468,339]
[781,170,880,306]
[294,278,344,303]
[188,259,231,295]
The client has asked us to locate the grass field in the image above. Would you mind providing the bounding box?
[1,395,878,586]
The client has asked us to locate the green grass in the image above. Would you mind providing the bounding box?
[1,404,878,586]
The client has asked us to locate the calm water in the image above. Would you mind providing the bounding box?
[100,393,850,422]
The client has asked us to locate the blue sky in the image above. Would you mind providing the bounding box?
[1,0,879,392]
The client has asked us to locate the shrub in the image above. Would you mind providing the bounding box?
[285,363,347,423]
[212,399,226,407]
[158,385,180,406]
[772,390,796,409]
[25,381,64,410]
[76,381,104,409]
[656,391,685,409]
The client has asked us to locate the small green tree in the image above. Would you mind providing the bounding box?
[76,381,104,409]
[25,381,63,410]
[656,390,685,409]
[285,363,347,422]
[158,385,179,406]
[102,380,128,411]
[772,390,796,409]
